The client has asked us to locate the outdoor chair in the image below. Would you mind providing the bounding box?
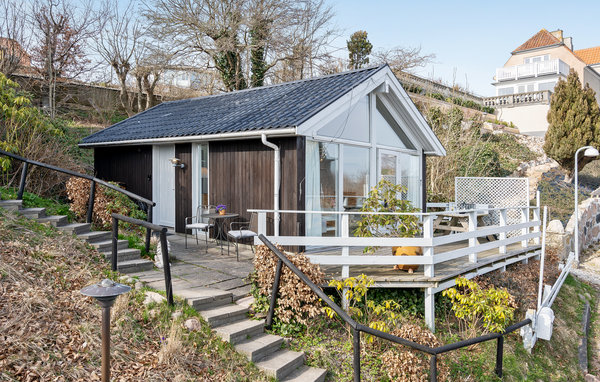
[185,205,215,251]
[227,212,258,261]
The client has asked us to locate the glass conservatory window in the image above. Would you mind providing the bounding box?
[306,141,339,236]
[316,96,369,142]
[374,99,414,149]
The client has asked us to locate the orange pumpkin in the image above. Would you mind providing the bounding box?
[392,246,422,273]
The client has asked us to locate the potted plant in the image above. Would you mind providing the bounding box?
[216,204,227,215]
[354,179,421,272]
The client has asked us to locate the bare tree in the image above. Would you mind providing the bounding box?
[96,0,143,116]
[30,0,105,118]
[145,0,337,91]
[0,0,31,76]
[373,45,435,74]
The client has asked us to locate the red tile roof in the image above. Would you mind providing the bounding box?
[513,29,561,53]
[575,46,600,65]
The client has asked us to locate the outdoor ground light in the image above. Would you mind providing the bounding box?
[169,157,185,168]
[81,278,131,382]
[574,146,599,263]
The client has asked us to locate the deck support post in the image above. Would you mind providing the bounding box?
[521,207,529,248]
[257,212,267,236]
[423,215,434,278]
[341,214,349,279]
[468,211,477,263]
[499,209,507,254]
[425,287,435,332]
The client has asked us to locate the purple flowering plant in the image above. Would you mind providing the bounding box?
[216,204,226,212]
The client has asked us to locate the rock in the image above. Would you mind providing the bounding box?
[172,311,183,320]
[184,318,202,331]
[119,275,133,284]
[143,291,166,305]
[135,281,144,290]
[585,374,599,382]
[547,220,565,234]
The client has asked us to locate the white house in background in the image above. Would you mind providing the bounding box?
[484,29,600,136]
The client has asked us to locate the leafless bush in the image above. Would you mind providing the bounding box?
[253,244,324,325]
[381,324,448,381]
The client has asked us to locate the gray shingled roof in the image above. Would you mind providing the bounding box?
[81,65,385,145]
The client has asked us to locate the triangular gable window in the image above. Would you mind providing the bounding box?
[316,96,369,142]
[374,98,415,150]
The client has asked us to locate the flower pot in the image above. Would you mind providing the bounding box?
[219,209,226,215]
[392,246,422,273]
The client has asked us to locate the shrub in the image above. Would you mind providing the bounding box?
[325,274,405,341]
[65,177,146,231]
[354,179,420,253]
[381,324,448,381]
[442,277,516,337]
[252,244,324,326]
[0,73,81,196]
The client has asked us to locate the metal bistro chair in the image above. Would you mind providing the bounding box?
[185,205,215,251]
[227,212,258,261]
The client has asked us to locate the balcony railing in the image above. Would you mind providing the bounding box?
[483,90,552,107]
[495,59,569,82]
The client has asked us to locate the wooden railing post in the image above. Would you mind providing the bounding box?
[423,214,434,278]
[499,208,507,254]
[17,162,28,200]
[258,212,267,236]
[86,180,96,224]
[533,191,541,245]
[521,207,529,248]
[468,211,477,263]
[145,205,153,253]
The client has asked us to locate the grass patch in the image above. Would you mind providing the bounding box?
[0,208,271,381]
[1,185,74,221]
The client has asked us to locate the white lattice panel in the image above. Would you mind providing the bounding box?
[455,177,529,236]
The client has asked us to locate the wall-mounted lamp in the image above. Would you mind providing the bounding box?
[169,157,185,169]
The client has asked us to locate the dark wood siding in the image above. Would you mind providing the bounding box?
[94,145,152,200]
[175,143,192,233]
[209,137,303,236]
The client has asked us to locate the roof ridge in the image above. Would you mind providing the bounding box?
[160,64,386,106]
[512,28,562,54]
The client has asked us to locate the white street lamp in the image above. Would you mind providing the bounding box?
[574,146,599,263]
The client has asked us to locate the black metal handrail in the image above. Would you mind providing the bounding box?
[258,234,531,382]
[0,148,156,252]
[111,213,173,306]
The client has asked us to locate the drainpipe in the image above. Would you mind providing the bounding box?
[261,134,280,236]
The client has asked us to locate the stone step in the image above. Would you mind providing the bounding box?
[214,319,265,345]
[116,259,154,274]
[103,248,142,262]
[37,215,68,227]
[94,239,129,252]
[235,333,284,362]
[57,222,91,235]
[255,349,305,380]
[281,365,327,382]
[199,304,249,328]
[77,231,112,244]
[0,200,22,211]
[19,207,46,219]
[179,288,233,311]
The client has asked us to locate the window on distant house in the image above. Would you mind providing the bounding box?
[524,54,550,64]
[498,87,514,96]
[527,84,534,92]
[538,81,557,92]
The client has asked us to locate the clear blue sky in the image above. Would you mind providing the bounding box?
[326,0,600,96]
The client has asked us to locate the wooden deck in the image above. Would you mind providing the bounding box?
[315,241,542,289]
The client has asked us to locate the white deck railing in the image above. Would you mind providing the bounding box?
[495,58,569,82]
[250,206,542,279]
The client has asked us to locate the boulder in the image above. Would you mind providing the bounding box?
[184,318,202,332]
[143,291,166,305]
[547,220,565,234]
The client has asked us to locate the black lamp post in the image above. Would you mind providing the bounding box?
[81,278,131,382]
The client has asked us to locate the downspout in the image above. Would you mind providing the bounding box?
[261,134,280,236]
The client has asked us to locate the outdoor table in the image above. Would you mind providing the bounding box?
[433,211,496,243]
[202,212,239,254]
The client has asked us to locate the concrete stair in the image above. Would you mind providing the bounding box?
[0,199,154,274]
[182,288,327,382]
